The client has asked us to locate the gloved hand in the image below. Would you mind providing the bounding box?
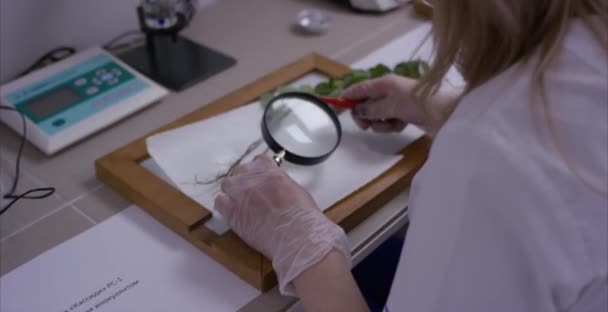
[214,155,351,296]
[342,74,424,132]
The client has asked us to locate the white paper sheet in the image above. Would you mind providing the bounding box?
[146,99,421,233]
[0,206,260,312]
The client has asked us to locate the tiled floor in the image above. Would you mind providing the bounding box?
[0,153,107,275]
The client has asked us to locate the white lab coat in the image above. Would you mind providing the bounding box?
[385,20,607,311]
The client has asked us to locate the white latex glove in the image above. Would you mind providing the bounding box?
[214,155,351,296]
[342,74,423,132]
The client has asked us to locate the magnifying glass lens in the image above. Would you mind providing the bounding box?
[262,92,341,165]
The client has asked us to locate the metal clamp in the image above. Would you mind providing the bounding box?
[273,150,286,166]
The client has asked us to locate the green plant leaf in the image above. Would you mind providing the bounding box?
[328,87,344,98]
[261,59,431,104]
[314,81,333,95]
[420,61,430,75]
[276,86,299,94]
[394,61,420,78]
[344,70,370,88]
[259,92,274,107]
[369,64,391,78]
[329,78,344,90]
[298,85,315,94]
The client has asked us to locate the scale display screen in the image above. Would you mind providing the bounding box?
[23,88,82,120]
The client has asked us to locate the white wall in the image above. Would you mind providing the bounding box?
[0,0,215,84]
[0,0,144,83]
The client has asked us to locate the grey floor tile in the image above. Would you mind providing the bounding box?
[0,156,65,240]
[0,123,103,204]
[72,185,131,223]
[0,207,93,276]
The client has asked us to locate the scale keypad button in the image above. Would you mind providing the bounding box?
[101,73,114,81]
[86,86,99,95]
[112,68,122,76]
[108,78,119,85]
[52,118,66,127]
[95,68,107,75]
[74,78,87,86]
[92,78,102,86]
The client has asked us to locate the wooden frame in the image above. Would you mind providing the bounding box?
[95,54,430,291]
[413,0,434,18]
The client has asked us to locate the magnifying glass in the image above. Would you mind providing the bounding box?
[261,92,342,166]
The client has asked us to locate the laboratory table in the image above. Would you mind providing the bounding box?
[0,0,425,311]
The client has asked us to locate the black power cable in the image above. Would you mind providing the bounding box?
[0,106,55,215]
[16,47,76,79]
[0,45,78,214]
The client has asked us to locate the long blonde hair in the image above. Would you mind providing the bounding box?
[418,0,607,98]
[415,0,608,193]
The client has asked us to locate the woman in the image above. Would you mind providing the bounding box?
[215,1,607,311]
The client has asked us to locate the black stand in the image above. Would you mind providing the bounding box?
[118,6,236,91]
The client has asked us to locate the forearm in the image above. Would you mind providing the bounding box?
[293,250,369,312]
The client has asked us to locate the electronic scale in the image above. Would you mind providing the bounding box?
[0,47,168,155]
